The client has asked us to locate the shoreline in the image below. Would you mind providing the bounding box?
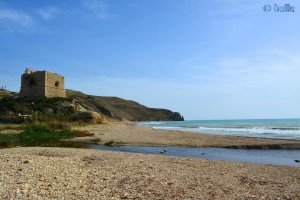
[1,147,299,199]
[72,122,300,149]
[1,123,300,198]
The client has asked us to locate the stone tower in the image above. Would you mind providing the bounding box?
[19,68,66,98]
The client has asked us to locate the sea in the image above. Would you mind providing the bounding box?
[89,118,300,166]
[139,118,300,140]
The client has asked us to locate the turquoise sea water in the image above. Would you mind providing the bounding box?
[139,119,300,140]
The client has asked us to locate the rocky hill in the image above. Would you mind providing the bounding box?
[0,89,184,122]
[66,90,184,121]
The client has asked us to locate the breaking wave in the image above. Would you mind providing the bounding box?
[140,119,300,140]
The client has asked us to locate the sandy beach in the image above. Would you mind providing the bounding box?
[1,147,299,199]
[1,122,300,199]
[73,122,300,149]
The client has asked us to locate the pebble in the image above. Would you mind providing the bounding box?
[24,160,30,164]
[0,147,299,199]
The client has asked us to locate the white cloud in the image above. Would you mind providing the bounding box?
[81,0,107,20]
[36,6,60,21]
[0,8,34,28]
[0,4,60,33]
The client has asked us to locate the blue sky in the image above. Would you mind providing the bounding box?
[0,0,300,120]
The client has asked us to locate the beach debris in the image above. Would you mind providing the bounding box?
[294,160,300,163]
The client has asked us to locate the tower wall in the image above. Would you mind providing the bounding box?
[45,71,66,98]
[19,71,46,98]
[19,68,66,98]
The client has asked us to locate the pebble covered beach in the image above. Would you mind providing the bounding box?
[1,147,300,199]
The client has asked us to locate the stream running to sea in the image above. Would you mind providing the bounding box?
[87,145,300,167]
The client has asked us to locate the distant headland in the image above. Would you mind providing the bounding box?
[0,68,184,122]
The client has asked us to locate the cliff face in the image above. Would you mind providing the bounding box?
[0,90,184,122]
[66,90,184,121]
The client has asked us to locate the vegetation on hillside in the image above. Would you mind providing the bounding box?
[0,89,184,149]
[0,89,15,100]
[0,96,79,123]
[0,89,184,122]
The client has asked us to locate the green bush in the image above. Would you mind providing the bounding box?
[104,140,115,146]
[90,138,101,144]
[0,134,19,148]
[20,123,76,146]
[0,122,92,148]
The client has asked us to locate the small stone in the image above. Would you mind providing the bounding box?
[16,188,21,196]
[24,160,30,164]
[167,182,173,186]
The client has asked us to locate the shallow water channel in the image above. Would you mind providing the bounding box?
[87,145,300,167]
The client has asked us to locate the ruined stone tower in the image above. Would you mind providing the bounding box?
[19,68,66,98]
